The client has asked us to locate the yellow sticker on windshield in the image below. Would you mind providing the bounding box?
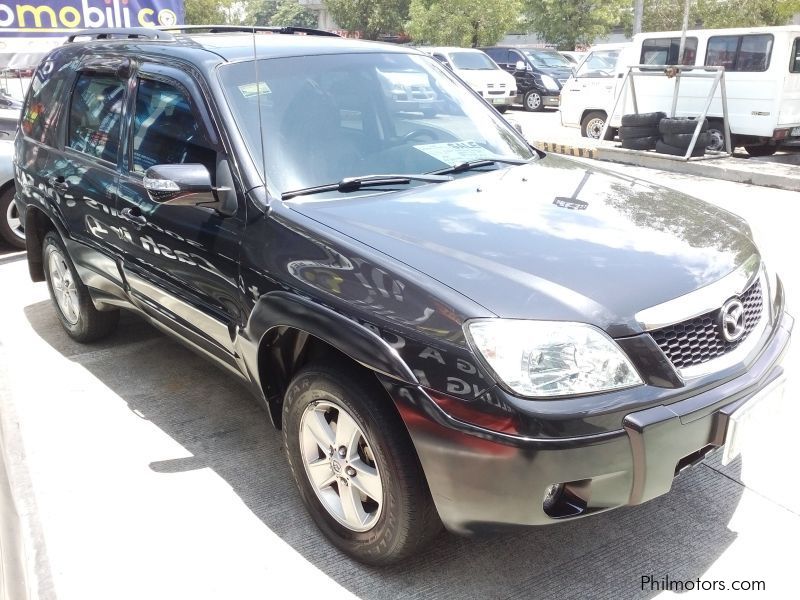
[239,82,272,98]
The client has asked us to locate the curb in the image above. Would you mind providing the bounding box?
[533,139,800,192]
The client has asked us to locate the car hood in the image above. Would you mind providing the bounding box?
[538,66,573,82]
[287,155,757,336]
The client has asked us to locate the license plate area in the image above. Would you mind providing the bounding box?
[721,377,786,466]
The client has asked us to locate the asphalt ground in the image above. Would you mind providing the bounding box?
[1,162,799,599]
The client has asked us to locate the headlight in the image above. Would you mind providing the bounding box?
[466,320,642,397]
[540,75,560,91]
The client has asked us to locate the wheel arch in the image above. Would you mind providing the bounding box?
[580,108,607,125]
[243,291,418,429]
[23,205,64,282]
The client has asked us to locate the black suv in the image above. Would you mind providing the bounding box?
[481,46,573,111]
[14,27,792,565]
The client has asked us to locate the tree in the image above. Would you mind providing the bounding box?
[523,0,629,50]
[639,0,800,33]
[324,0,410,39]
[185,0,233,24]
[270,0,319,27]
[247,0,280,25]
[408,0,522,47]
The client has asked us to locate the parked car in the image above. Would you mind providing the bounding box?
[561,26,800,155]
[16,26,792,566]
[560,43,629,139]
[481,46,573,111]
[420,47,517,112]
[0,139,22,248]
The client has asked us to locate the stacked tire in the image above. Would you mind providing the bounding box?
[618,112,665,150]
[657,117,709,157]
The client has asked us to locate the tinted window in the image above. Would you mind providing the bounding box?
[130,78,216,175]
[67,73,125,163]
[640,37,697,66]
[705,35,773,72]
[576,50,620,78]
[449,51,496,70]
[21,58,67,144]
[484,48,508,64]
[792,38,800,72]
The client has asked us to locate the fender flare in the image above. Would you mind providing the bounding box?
[240,291,418,412]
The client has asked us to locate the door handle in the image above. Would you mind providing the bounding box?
[120,207,147,228]
[48,176,69,192]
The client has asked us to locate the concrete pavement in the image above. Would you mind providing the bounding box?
[1,164,799,599]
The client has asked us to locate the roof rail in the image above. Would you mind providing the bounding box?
[157,25,340,38]
[66,28,175,43]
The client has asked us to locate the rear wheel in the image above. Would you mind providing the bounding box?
[282,364,440,565]
[0,186,25,249]
[744,144,777,157]
[43,231,119,342]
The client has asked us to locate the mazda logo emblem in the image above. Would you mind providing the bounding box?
[720,298,746,342]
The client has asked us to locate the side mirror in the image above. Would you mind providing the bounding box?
[514,60,526,72]
[143,163,236,216]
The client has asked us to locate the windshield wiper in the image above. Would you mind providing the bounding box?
[428,157,532,176]
[281,173,453,201]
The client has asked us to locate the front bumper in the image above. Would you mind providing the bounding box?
[382,310,793,534]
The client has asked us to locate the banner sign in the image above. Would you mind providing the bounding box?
[0,1,184,36]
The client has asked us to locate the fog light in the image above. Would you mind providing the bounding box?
[543,483,564,511]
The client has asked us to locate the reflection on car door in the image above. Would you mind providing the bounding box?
[115,68,245,368]
[58,66,127,292]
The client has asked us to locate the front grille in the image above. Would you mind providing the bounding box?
[650,279,763,369]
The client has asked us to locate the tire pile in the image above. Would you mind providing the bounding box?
[618,111,709,157]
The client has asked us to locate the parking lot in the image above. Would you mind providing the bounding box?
[1,145,799,599]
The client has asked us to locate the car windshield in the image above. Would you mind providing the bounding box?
[449,51,497,70]
[524,50,572,69]
[218,52,533,198]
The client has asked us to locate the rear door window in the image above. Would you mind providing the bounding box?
[67,72,125,164]
[790,38,800,72]
[705,34,773,72]
[640,37,697,66]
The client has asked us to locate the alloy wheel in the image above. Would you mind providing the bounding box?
[586,117,606,139]
[5,198,24,242]
[526,92,541,110]
[299,400,383,532]
[48,249,80,324]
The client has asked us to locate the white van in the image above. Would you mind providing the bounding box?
[419,47,518,113]
[560,26,800,156]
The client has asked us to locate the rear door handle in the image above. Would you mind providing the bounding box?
[120,207,147,228]
[48,176,69,192]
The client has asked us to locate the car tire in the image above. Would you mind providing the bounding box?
[42,231,119,342]
[744,144,777,157]
[655,139,705,157]
[0,186,26,249]
[618,125,659,139]
[620,111,666,127]
[621,135,659,150]
[523,90,543,112]
[282,363,441,565]
[496,105,509,114]
[581,111,614,140]
[661,132,712,149]
[659,117,709,135]
[704,120,730,152]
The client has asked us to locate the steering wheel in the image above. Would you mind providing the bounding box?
[402,128,441,143]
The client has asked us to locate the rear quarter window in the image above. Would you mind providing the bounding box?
[791,38,800,72]
[21,58,67,144]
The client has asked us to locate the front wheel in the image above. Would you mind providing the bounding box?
[744,144,777,157]
[43,231,119,342]
[581,111,613,140]
[523,90,543,112]
[496,105,509,114]
[282,364,441,565]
